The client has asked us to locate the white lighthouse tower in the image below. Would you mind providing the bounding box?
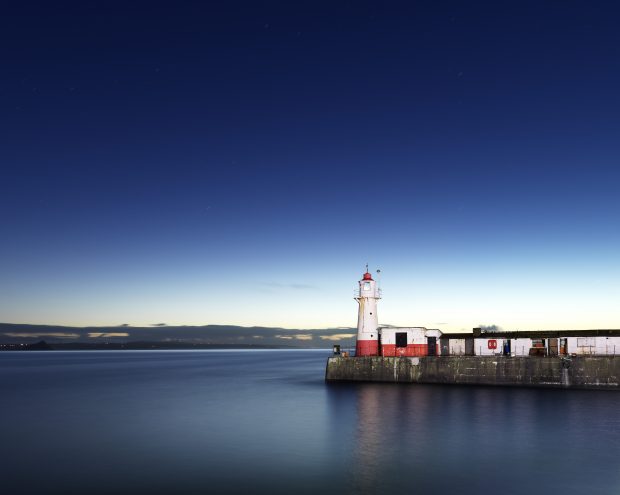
[355,265,381,357]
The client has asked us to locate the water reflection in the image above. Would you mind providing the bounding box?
[328,382,620,495]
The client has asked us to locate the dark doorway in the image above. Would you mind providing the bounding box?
[427,337,437,356]
[440,337,450,356]
[503,340,511,355]
[396,332,408,348]
[465,337,474,356]
[549,338,559,357]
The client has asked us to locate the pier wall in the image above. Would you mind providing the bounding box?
[325,356,620,390]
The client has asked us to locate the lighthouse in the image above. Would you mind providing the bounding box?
[355,266,381,356]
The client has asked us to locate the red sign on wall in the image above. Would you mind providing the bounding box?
[488,340,497,350]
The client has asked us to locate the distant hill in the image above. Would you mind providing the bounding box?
[0,323,356,349]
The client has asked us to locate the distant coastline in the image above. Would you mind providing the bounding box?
[0,340,300,351]
[0,323,356,350]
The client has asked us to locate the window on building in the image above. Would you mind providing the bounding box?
[396,332,407,348]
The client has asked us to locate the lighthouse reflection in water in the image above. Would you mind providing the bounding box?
[2,351,620,495]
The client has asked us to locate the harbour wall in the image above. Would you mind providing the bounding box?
[325,356,620,390]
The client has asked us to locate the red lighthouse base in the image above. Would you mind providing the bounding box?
[355,340,379,357]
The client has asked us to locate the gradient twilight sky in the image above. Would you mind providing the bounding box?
[2,1,620,331]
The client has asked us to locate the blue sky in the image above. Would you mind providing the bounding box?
[1,1,620,331]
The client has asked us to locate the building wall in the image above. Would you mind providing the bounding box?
[379,327,439,357]
[473,337,535,356]
[470,336,620,356]
[448,339,466,356]
[379,327,425,345]
[474,338,504,356]
[511,338,533,356]
[566,336,620,356]
[381,344,438,357]
[375,330,620,358]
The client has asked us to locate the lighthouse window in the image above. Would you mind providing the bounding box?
[396,333,408,348]
[363,282,371,291]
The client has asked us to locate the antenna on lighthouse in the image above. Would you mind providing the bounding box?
[365,262,369,273]
[376,268,382,290]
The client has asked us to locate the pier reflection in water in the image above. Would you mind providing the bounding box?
[327,382,620,495]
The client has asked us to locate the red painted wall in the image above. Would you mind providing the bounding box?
[380,344,440,357]
[356,339,379,357]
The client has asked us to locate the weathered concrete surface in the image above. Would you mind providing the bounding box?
[325,356,620,390]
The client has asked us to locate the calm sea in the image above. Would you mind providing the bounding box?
[1,350,619,495]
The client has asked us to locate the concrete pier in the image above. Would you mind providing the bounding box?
[325,356,620,390]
